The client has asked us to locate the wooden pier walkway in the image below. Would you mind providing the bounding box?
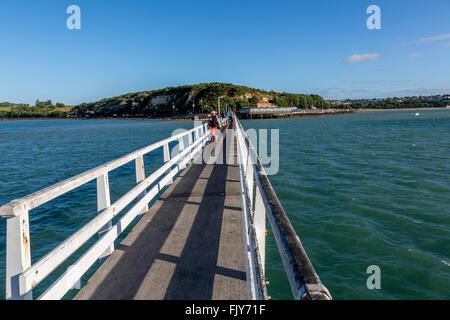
[1,117,332,300]
[75,124,248,300]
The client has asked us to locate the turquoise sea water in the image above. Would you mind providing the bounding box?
[0,120,195,300]
[0,111,449,299]
[242,110,450,300]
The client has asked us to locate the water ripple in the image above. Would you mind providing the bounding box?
[244,110,450,300]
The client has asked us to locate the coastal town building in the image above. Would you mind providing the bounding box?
[255,101,276,108]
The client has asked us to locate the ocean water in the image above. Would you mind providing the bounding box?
[0,111,449,300]
[242,110,450,300]
[0,120,195,300]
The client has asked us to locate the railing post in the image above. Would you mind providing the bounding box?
[163,143,173,183]
[194,127,199,141]
[254,187,266,276]
[180,130,196,169]
[6,208,33,300]
[97,172,113,264]
[135,155,148,214]
[178,137,184,152]
[246,149,254,209]
[163,143,170,162]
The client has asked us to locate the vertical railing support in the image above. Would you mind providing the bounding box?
[194,127,199,141]
[185,132,193,169]
[163,143,173,183]
[245,150,254,209]
[254,187,266,276]
[97,172,113,264]
[178,137,185,152]
[6,208,33,300]
[135,155,148,214]
[163,143,170,162]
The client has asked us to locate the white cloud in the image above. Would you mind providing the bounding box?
[403,33,450,45]
[443,42,450,47]
[343,53,381,64]
[408,53,424,59]
[314,87,343,98]
[351,80,384,84]
[393,80,411,84]
[373,68,393,72]
[340,88,371,94]
[373,87,419,93]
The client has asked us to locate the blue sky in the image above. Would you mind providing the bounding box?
[1,0,449,105]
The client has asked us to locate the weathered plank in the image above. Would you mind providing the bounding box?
[75,125,247,300]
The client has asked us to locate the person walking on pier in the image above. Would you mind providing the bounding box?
[207,110,219,144]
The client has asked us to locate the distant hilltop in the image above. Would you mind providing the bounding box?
[331,94,450,109]
[1,84,449,119]
[0,83,327,118]
[73,83,327,117]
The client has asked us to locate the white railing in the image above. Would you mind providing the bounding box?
[0,123,209,300]
[234,117,332,300]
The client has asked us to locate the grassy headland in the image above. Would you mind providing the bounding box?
[1,83,448,119]
[0,83,328,119]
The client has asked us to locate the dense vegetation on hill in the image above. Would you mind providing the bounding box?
[0,100,73,118]
[331,95,450,109]
[72,83,329,117]
[0,83,329,118]
[1,84,448,119]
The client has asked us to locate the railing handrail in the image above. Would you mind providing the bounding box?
[0,124,205,218]
[234,117,332,300]
[2,122,210,300]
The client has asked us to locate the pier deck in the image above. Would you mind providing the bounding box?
[75,125,247,300]
[1,117,331,300]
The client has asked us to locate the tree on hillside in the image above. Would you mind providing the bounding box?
[35,99,54,108]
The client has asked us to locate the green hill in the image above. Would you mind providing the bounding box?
[74,83,329,117]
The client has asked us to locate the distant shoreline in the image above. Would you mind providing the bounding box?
[0,117,205,122]
[1,107,449,122]
[356,107,450,112]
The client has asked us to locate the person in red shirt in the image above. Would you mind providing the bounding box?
[207,110,219,144]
